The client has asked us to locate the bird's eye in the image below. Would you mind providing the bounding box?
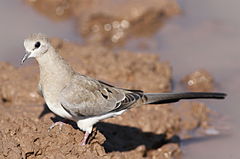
[35,41,41,48]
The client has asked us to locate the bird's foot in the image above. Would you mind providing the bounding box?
[80,131,90,146]
[48,121,65,132]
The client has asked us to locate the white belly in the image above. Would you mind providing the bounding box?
[46,101,73,119]
[77,110,126,133]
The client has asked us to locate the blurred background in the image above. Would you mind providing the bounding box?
[0,0,239,158]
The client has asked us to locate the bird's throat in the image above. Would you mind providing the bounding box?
[37,47,74,87]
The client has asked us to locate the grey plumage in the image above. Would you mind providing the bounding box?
[144,92,226,104]
[61,77,226,118]
[22,33,227,145]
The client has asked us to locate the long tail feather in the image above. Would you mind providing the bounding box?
[144,92,227,104]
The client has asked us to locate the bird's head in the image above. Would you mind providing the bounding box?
[21,33,50,64]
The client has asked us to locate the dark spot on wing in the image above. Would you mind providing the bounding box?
[101,92,108,99]
[106,88,112,93]
[123,89,144,94]
[98,80,115,87]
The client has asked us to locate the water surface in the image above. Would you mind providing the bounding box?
[0,0,81,64]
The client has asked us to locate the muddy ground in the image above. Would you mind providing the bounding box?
[0,38,219,159]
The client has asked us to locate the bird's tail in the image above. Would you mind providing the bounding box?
[143,92,227,104]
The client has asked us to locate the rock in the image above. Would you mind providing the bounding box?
[24,0,74,21]
[181,69,214,92]
[25,0,180,45]
[74,0,180,45]
[147,143,181,159]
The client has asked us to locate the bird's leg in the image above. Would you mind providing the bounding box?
[77,119,94,145]
[80,131,90,146]
[48,121,65,131]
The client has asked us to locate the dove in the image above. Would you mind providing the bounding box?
[21,33,226,145]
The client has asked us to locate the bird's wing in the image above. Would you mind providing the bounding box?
[60,74,143,117]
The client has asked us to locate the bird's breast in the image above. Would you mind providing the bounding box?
[40,77,73,119]
[45,99,73,119]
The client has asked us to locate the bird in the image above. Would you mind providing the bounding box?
[21,33,226,145]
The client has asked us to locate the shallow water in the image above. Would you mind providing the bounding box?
[0,0,240,158]
[0,0,81,64]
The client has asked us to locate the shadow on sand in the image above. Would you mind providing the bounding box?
[39,103,180,153]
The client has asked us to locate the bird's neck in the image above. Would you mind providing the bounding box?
[37,47,74,83]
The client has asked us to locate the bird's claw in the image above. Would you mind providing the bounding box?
[48,121,64,132]
[80,141,86,146]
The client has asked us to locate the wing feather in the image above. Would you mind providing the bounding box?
[60,74,143,118]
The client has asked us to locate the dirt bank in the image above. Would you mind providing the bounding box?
[181,69,214,92]
[25,0,180,45]
[0,39,218,158]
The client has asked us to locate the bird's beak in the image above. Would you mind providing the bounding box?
[21,52,31,64]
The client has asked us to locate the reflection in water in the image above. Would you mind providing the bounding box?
[0,0,240,158]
